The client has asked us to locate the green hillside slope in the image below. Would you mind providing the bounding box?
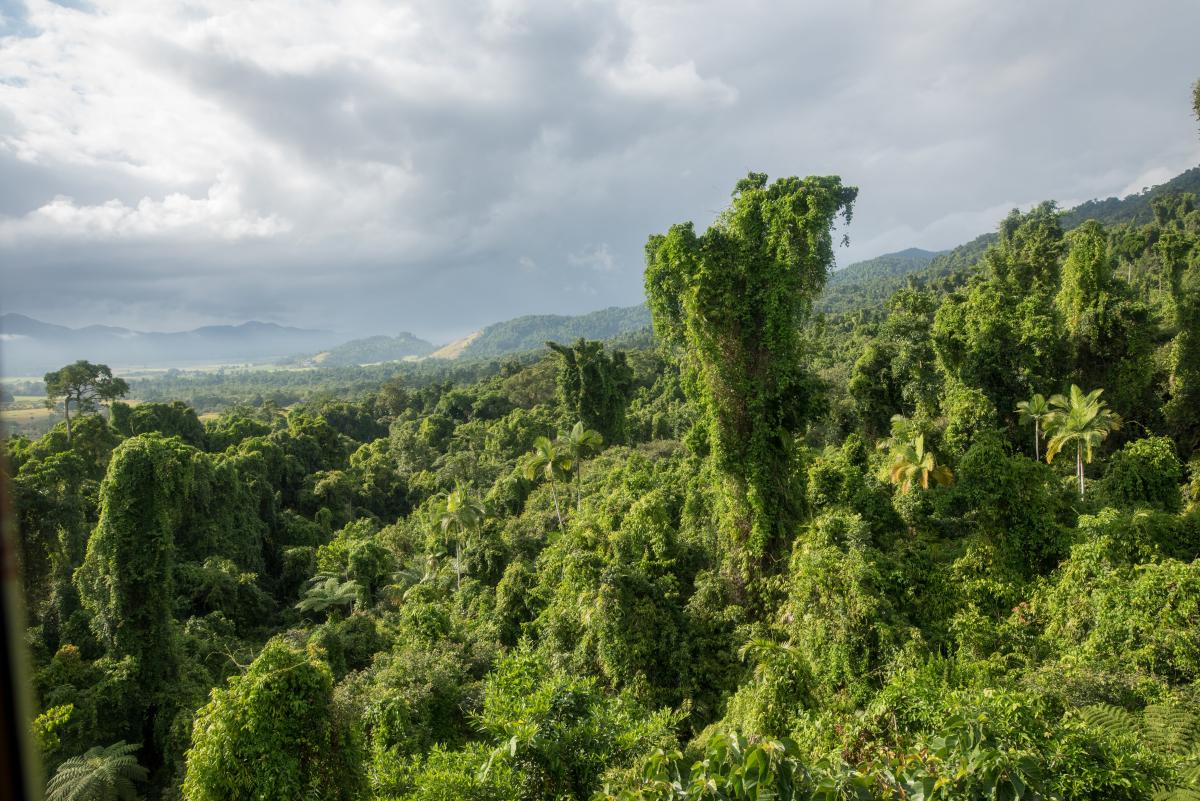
[457,304,651,359]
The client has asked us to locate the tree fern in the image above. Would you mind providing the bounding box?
[1143,704,1200,757]
[46,741,147,801]
[1154,784,1200,801]
[1078,703,1137,735]
[1147,704,1200,801]
[1080,703,1200,801]
[295,574,359,620]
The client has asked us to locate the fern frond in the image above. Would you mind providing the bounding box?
[1078,703,1137,735]
[1143,704,1200,757]
[1152,788,1200,801]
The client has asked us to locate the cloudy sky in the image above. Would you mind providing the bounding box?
[1,0,1198,341]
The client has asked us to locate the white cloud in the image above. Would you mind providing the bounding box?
[597,55,737,106]
[0,177,290,241]
[0,0,1197,337]
[568,242,616,272]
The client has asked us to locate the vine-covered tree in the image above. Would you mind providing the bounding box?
[43,361,129,442]
[1055,220,1157,411]
[547,338,634,444]
[1159,229,1200,452]
[73,435,194,757]
[934,205,1066,426]
[984,201,1065,290]
[1056,220,1113,336]
[644,172,856,567]
[110,400,206,448]
[182,639,365,801]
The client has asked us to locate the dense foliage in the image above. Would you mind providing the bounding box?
[645,172,857,568]
[7,93,1200,800]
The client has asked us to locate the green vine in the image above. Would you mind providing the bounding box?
[644,172,856,571]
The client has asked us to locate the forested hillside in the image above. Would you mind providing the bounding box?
[818,166,1200,315]
[819,248,942,312]
[5,92,1200,801]
[456,305,652,360]
[298,332,436,367]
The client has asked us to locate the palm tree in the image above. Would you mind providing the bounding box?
[521,435,573,527]
[879,434,954,494]
[1044,384,1121,497]
[437,483,486,591]
[47,741,147,801]
[295,574,359,621]
[558,422,603,509]
[1016,393,1051,461]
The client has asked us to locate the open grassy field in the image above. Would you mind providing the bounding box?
[0,397,150,438]
[0,403,56,438]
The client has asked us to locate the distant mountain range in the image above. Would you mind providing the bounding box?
[0,314,342,376]
[7,166,1196,377]
[0,304,657,377]
[284,305,653,368]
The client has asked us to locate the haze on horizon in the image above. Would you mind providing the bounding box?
[1,0,1198,343]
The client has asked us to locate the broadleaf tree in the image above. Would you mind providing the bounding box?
[43,361,129,442]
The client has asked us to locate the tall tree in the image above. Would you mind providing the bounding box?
[182,639,365,801]
[848,340,902,440]
[558,421,603,509]
[521,436,573,528]
[933,205,1066,429]
[436,483,486,590]
[73,434,203,771]
[547,339,634,444]
[1044,385,1121,497]
[1016,393,1051,461]
[984,201,1065,290]
[1159,229,1200,453]
[879,287,941,421]
[644,172,856,567]
[1056,220,1158,416]
[1193,77,1199,129]
[43,361,128,443]
[1056,220,1113,335]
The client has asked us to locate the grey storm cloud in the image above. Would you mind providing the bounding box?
[0,0,1198,341]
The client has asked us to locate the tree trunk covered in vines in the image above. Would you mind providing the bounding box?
[644,172,856,580]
